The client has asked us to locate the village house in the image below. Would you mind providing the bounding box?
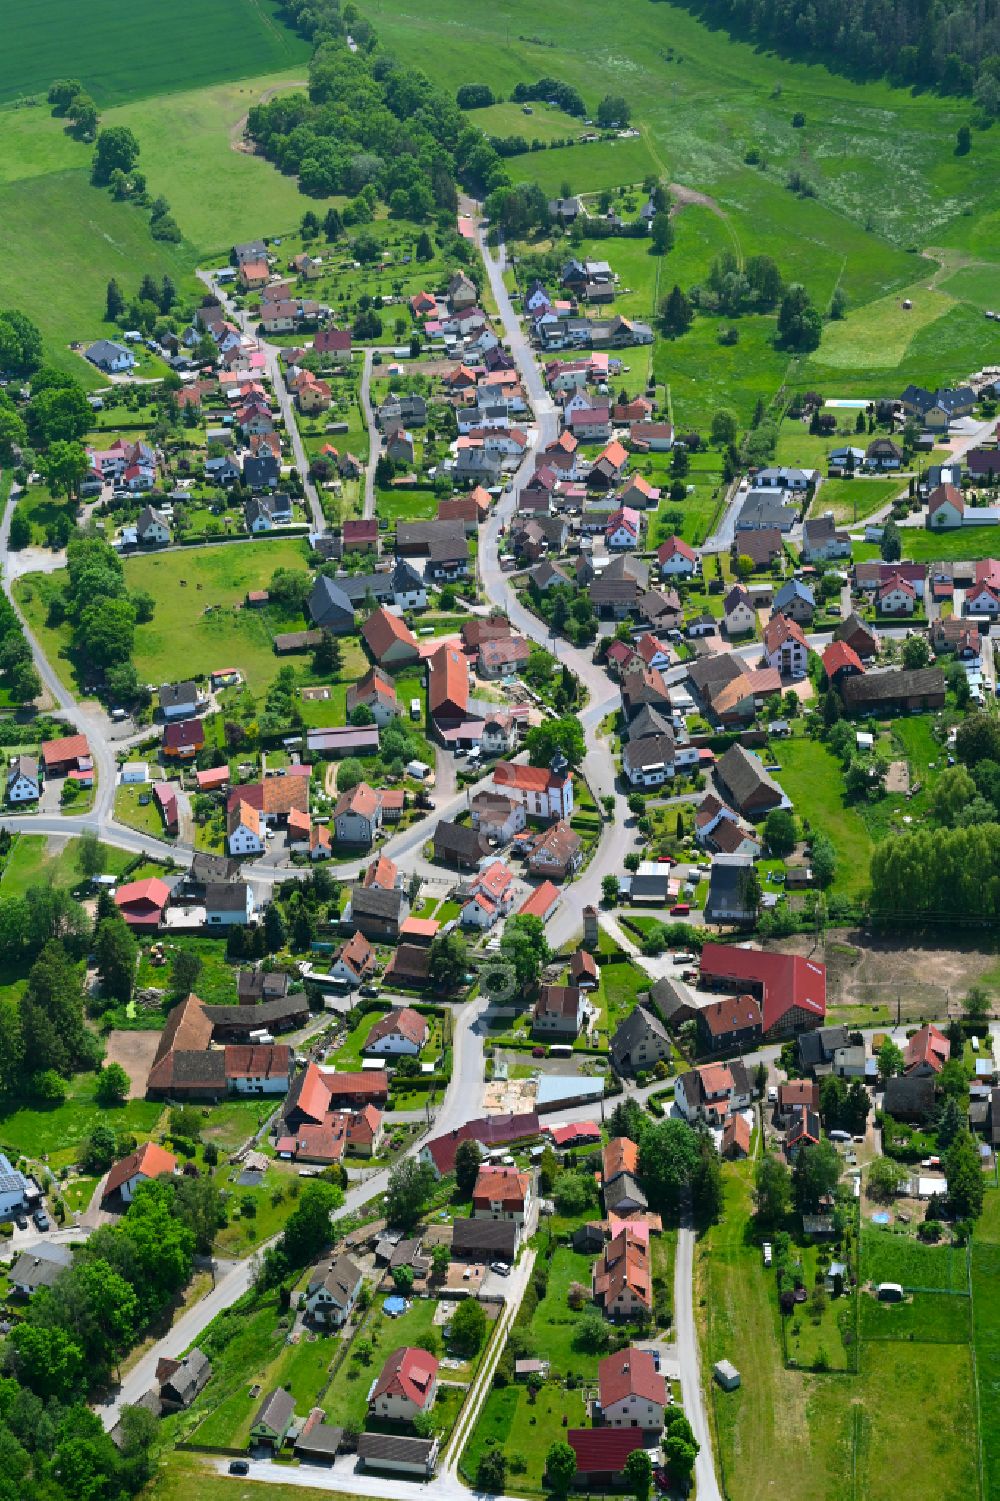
[697,993,763,1053]
[369,1349,439,1424]
[364,1008,428,1058]
[772,577,815,624]
[532,983,586,1038]
[333,783,382,846]
[610,1007,671,1075]
[724,585,756,637]
[305,1254,364,1328]
[801,512,851,562]
[593,1226,652,1320]
[762,612,809,678]
[472,1164,533,1228]
[527,819,583,879]
[674,1060,753,1123]
[716,744,786,819]
[597,1347,667,1433]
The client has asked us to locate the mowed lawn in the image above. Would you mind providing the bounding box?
[814,478,901,526]
[2,0,308,106]
[896,524,1000,563]
[506,137,658,196]
[772,737,872,898]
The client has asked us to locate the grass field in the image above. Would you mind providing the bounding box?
[103,74,333,256]
[703,1162,981,1501]
[815,478,901,526]
[0,168,197,383]
[861,1229,968,1293]
[15,538,315,694]
[772,736,873,899]
[467,101,584,143]
[893,524,1000,563]
[2,0,308,106]
[860,1289,971,1343]
[530,1246,604,1377]
[507,137,659,196]
[461,1381,587,1492]
[354,0,1000,430]
[0,1072,162,1169]
[0,834,135,897]
[972,1193,1000,1498]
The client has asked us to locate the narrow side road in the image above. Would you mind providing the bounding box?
[359,346,377,519]
[675,1218,724,1501]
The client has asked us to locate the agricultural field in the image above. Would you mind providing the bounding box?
[2,0,308,106]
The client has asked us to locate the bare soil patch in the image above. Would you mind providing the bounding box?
[769,928,1000,1021]
[104,1029,160,1099]
[885,759,910,794]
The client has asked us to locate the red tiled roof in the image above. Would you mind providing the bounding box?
[568,1429,646,1476]
[603,1137,639,1182]
[472,1164,530,1211]
[598,1346,666,1411]
[41,733,90,769]
[104,1142,177,1198]
[371,1347,439,1409]
[699,943,826,1032]
[904,1023,950,1074]
[517,881,559,919]
[822,641,864,678]
[362,606,419,662]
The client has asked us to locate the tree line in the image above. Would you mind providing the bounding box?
[664,0,1000,113]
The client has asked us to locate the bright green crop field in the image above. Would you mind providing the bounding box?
[2,0,308,107]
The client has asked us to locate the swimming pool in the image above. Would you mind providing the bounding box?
[825,399,870,409]
[871,1211,891,1225]
[384,1295,408,1316]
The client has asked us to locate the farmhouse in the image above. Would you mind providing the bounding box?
[699,943,827,1036]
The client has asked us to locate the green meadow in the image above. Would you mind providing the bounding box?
[1,0,308,106]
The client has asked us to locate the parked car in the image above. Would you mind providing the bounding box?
[669,903,691,916]
[359,984,380,999]
[14,1214,27,1231]
[32,1209,49,1231]
[490,1261,511,1276]
[229,1461,250,1476]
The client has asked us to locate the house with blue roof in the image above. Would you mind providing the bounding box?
[773,577,815,624]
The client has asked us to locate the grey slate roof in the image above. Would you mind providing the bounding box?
[610,1005,670,1068]
[716,744,783,813]
[308,574,356,631]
